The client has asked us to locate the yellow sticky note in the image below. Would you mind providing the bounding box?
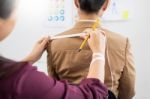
[122,10,129,20]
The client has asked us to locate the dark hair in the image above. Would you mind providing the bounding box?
[79,0,106,14]
[0,0,16,19]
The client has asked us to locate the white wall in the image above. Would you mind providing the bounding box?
[0,0,150,98]
[0,0,72,72]
[102,0,150,98]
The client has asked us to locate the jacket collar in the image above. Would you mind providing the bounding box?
[74,21,101,29]
[73,21,110,38]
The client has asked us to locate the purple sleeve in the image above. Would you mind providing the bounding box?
[21,68,108,99]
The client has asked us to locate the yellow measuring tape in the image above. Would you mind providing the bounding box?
[78,19,100,52]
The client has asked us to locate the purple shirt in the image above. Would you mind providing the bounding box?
[0,62,108,99]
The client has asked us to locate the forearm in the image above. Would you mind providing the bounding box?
[24,67,108,99]
[22,36,49,64]
[21,55,35,64]
[87,60,105,83]
[87,53,105,83]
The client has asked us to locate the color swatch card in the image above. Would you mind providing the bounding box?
[45,0,73,27]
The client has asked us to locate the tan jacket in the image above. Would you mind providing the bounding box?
[47,21,136,99]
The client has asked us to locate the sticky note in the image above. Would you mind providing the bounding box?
[122,10,129,20]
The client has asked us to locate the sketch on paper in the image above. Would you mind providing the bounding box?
[102,0,130,21]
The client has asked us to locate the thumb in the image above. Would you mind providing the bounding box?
[41,36,50,48]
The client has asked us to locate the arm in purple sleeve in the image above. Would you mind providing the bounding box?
[21,68,108,99]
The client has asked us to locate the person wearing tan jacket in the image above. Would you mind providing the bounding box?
[47,0,136,99]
